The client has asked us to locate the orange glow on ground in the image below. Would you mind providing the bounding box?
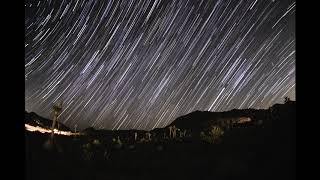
[25,124,81,136]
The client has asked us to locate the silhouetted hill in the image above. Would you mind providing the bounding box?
[75,101,295,141]
[25,111,71,131]
[25,101,295,180]
[167,101,295,130]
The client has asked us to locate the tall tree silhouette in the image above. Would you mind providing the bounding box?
[284,96,291,103]
[51,102,63,138]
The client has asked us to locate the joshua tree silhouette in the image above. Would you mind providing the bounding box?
[51,102,63,138]
[284,96,291,103]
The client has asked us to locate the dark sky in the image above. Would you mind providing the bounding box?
[25,0,295,130]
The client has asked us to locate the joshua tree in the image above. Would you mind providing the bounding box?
[172,125,177,138]
[179,130,184,138]
[284,96,291,103]
[146,132,152,141]
[182,130,187,137]
[168,126,173,138]
[115,136,122,148]
[44,102,63,151]
[51,102,63,138]
[134,132,138,141]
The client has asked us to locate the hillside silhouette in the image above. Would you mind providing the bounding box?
[25,101,295,180]
[25,111,71,131]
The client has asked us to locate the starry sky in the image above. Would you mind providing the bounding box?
[25,0,295,130]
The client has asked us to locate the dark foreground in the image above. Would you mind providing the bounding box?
[26,103,295,180]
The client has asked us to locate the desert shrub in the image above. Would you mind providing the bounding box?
[200,126,224,144]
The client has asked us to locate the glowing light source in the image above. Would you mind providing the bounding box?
[25,124,82,136]
[237,117,251,124]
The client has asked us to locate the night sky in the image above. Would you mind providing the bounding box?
[25,0,295,130]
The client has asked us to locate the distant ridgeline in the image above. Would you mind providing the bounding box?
[162,100,295,143]
[77,100,295,144]
[25,111,71,131]
[25,100,295,144]
[170,100,294,127]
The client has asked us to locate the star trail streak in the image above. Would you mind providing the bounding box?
[25,0,295,130]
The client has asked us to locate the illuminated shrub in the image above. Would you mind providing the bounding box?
[92,139,101,145]
[200,126,224,144]
[210,126,224,142]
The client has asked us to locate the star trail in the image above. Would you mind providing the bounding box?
[25,0,295,130]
